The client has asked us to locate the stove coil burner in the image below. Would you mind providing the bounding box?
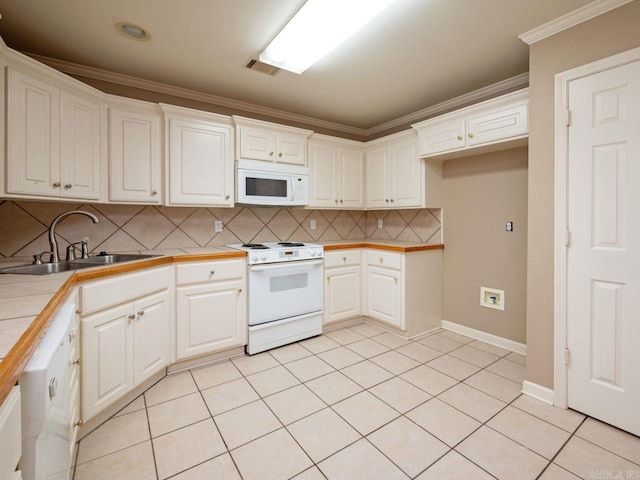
[241,243,270,249]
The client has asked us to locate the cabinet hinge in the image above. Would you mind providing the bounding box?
[565,348,570,366]
[565,109,572,127]
[565,230,571,246]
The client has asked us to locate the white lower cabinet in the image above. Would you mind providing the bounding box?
[80,268,170,421]
[0,386,21,480]
[176,259,247,360]
[324,250,362,325]
[366,265,402,327]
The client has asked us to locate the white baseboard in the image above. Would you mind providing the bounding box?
[522,380,555,405]
[441,320,527,356]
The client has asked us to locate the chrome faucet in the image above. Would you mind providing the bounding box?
[48,210,99,263]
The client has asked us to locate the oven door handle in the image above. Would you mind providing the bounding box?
[250,259,324,272]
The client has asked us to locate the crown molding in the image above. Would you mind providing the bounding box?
[27,52,528,139]
[519,0,634,45]
[366,72,529,135]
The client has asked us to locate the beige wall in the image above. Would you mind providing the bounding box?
[527,1,640,388]
[442,147,528,344]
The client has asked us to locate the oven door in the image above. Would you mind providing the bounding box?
[248,259,323,325]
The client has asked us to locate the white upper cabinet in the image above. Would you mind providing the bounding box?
[162,105,234,206]
[108,98,162,203]
[6,67,102,200]
[308,135,364,209]
[233,116,312,166]
[366,131,426,209]
[412,88,529,160]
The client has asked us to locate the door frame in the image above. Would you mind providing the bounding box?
[554,46,640,408]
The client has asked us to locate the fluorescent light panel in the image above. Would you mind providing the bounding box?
[260,0,396,74]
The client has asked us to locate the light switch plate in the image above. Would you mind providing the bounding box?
[310,219,316,230]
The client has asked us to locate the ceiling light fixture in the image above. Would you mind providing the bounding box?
[259,0,396,74]
[115,22,151,41]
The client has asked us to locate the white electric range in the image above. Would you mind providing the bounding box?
[228,242,324,354]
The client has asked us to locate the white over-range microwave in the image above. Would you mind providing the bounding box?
[235,160,309,206]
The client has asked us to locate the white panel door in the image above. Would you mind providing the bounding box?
[340,149,364,208]
[176,282,245,360]
[276,133,307,166]
[109,107,162,203]
[325,266,361,324]
[366,266,402,328]
[308,143,337,207]
[6,68,61,197]
[133,291,169,384]
[567,59,640,436]
[466,103,528,147]
[238,127,275,161]
[168,117,233,206]
[365,147,389,209]
[60,91,101,200]
[417,119,465,157]
[82,304,133,421]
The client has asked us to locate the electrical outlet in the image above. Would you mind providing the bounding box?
[377,219,383,229]
[506,221,513,232]
[310,219,316,230]
[214,220,223,232]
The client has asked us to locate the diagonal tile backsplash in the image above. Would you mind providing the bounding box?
[0,200,442,258]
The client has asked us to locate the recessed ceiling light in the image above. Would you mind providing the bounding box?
[115,22,151,41]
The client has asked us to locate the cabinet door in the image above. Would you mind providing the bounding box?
[133,291,169,384]
[390,139,422,207]
[238,126,276,161]
[366,266,402,329]
[365,147,389,208]
[276,133,307,165]
[308,143,337,207]
[325,266,361,324]
[176,282,246,360]
[168,117,233,206]
[339,149,364,208]
[82,304,133,421]
[466,103,528,147]
[6,68,61,197]
[417,119,465,157]
[60,91,101,200]
[109,107,162,203]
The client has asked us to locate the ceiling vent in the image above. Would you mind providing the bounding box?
[246,59,280,76]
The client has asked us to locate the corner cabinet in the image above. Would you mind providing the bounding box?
[233,116,312,166]
[108,97,163,203]
[366,131,439,209]
[412,88,529,160]
[6,66,102,200]
[175,259,247,360]
[162,105,234,206]
[80,267,170,421]
[308,135,364,209]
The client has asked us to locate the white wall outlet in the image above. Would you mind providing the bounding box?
[214,220,223,233]
[310,219,316,230]
[377,219,383,229]
[480,286,505,311]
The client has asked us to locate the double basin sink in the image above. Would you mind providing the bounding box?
[0,254,160,275]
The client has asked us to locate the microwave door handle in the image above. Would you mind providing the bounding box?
[289,177,295,201]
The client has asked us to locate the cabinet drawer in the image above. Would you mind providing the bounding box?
[0,386,21,480]
[324,249,361,268]
[80,267,169,315]
[365,250,402,270]
[176,259,245,286]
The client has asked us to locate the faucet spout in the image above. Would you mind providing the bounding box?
[48,210,99,263]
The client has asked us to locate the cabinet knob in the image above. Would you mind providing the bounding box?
[151,190,158,196]
[468,133,474,138]
[64,183,72,189]
[343,257,347,262]
[269,151,274,156]
[73,359,81,365]
[128,314,135,321]
[390,199,394,203]
[238,288,243,293]
[225,195,230,200]
[326,277,330,282]
[138,311,145,316]
[457,135,463,141]
[53,182,61,188]
[278,152,283,158]
[210,270,215,275]
[385,199,389,203]
[335,199,339,204]
[339,199,343,203]
[379,257,384,263]
[394,277,399,284]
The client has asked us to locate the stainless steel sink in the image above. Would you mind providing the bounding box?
[71,254,159,265]
[0,254,160,275]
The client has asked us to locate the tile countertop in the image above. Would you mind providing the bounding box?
[0,241,443,405]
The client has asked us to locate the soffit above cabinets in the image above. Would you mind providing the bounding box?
[0,0,593,135]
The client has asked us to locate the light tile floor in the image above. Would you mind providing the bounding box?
[73,323,640,480]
